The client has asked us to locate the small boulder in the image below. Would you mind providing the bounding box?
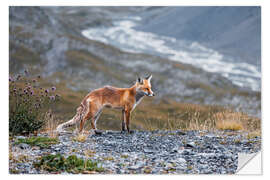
[18,143,30,150]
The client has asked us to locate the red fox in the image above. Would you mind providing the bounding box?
[56,75,155,134]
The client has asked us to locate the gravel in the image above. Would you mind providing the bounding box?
[9,130,261,174]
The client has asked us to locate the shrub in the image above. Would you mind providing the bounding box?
[9,71,60,135]
[34,154,104,173]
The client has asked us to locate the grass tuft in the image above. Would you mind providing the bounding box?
[15,136,59,149]
[43,110,59,138]
[247,131,261,139]
[34,153,104,173]
[72,134,88,143]
[103,156,114,161]
[216,120,243,131]
[214,112,244,131]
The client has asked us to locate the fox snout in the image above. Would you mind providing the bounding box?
[147,92,155,97]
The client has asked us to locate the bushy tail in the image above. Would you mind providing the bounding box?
[56,104,85,132]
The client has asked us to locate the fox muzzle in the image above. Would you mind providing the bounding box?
[147,92,155,97]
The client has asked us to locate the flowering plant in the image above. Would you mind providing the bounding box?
[9,70,60,135]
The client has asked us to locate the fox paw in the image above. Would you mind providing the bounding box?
[121,130,134,134]
[128,130,135,134]
[94,130,103,135]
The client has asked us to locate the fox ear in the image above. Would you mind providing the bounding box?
[137,77,143,84]
[145,75,152,81]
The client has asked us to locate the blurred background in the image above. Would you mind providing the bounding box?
[9,6,261,132]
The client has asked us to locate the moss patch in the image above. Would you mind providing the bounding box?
[15,136,59,149]
[34,154,104,173]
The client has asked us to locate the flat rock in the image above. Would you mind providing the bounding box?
[18,143,31,150]
[144,148,155,153]
[186,142,196,148]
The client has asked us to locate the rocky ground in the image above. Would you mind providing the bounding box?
[9,130,261,174]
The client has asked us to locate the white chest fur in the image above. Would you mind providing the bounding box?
[132,91,145,111]
[132,97,144,111]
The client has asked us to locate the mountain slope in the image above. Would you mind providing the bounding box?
[137,7,261,66]
[9,7,261,120]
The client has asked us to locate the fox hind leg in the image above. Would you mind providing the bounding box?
[79,101,91,133]
[79,102,103,134]
[91,109,103,134]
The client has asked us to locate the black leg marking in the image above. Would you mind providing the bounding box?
[122,121,126,131]
[94,129,103,135]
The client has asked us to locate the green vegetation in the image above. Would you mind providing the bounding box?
[9,71,60,135]
[15,136,59,149]
[34,154,104,173]
[120,154,129,159]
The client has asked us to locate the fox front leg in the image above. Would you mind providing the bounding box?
[121,110,126,132]
[125,109,132,133]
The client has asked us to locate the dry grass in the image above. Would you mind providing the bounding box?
[216,119,243,131]
[247,130,261,139]
[43,110,58,138]
[103,156,114,161]
[84,150,96,158]
[136,101,223,131]
[73,133,88,143]
[214,112,255,131]
[135,99,260,132]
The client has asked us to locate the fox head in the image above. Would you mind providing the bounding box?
[136,75,155,97]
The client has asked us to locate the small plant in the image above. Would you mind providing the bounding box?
[9,71,60,135]
[9,169,20,174]
[143,167,152,174]
[72,134,88,143]
[247,131,261,139]
[71,149,78,153]
[84,150,96,158]
[120,154,129,159]
[34,154,104,173]
[103,156,114,161]
[219,140,226,145]
[15,136,59,149]
[234,139,241,144]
